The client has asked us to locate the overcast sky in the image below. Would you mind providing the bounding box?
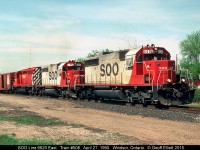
[0,0,200,73]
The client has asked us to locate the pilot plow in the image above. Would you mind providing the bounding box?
[157,83,195,106]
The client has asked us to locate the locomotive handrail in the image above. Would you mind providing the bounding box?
[157,71,162,90]
[156,69,175,89]
[143,62,155,91]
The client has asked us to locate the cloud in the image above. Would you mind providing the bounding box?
[1,0,199,73]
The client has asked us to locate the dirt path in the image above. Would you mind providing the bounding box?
[0,94,200,145]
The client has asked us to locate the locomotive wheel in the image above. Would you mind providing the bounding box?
[62,94,66,99]
[140,97,147,107]
[39,90,43,97]
[157,89,172,106]
[66,94,70,100]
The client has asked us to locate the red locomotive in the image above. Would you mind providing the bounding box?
[0,45,195,106]
[76,44,195,106]
[13,67,39,94]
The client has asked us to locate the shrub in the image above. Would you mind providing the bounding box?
[193,89,200,102]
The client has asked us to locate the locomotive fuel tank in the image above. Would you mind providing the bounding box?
[44,89,59,97]
[93,90,127,100]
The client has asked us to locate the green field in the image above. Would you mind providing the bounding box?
[0,134,92,145]
[0,108,92,145]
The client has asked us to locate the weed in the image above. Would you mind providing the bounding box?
[0,134,92,145]
[0,115,66,126]
[0,134,55,145]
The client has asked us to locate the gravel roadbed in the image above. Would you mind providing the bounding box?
[70,99,200,123]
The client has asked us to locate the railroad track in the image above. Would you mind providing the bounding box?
[168,105,200,114]
[67,97,200,114]
[102,99,200,114]
[84,99,200,114]
[128,103,200,114]
[2,93,200,122]
[3,93,200,114]
[57,97,200,114]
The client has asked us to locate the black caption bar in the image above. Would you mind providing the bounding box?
[0,145,199,150]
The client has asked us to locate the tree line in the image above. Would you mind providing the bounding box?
[180,30,200,79]
[76,49,114,63]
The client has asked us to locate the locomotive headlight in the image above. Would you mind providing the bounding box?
[167,79,172,83]
[181,78,186,83]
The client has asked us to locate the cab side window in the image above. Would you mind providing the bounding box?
[137,54,142,62]
[126,57,133,70]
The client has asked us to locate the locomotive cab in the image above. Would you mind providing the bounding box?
[128,45,176,86]
[60,60,85,87]
[141,45,176,86]
[134,44,195,106]
[125,44,195,106]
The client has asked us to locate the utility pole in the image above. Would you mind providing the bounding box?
[30,43,32,67]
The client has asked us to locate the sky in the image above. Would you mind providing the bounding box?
[0,0,200,73]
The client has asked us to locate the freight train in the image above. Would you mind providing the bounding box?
[0,45,195,106]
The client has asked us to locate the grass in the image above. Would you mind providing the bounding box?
[0,115,67,126]
[0,108,84,127]
[0,134,55,145]
[194,88,200,102]
[0,134,92,145]
[0,109,92,145]
[0,114,84,127]
[185,102,200,107]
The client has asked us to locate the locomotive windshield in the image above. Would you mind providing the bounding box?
[144,54,170,60]
[67,63,84,70]
[143,48,170,60]
[144,54,161,60]
[68,66,83,70]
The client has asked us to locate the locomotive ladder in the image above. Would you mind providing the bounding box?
[143,62,155,91]
[156,69,175,89]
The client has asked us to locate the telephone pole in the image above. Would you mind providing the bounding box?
[30,43,32,67]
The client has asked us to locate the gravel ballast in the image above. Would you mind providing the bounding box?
[70,99,200,123]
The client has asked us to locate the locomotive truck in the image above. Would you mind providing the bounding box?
[0,44,195,106]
